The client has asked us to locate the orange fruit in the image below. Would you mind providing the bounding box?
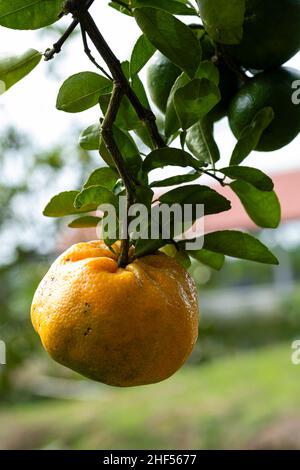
[31,241,199,387]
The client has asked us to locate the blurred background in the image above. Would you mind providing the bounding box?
[1,2,300,450]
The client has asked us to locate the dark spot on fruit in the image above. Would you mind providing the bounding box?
[84,327,92,336]
[84,302,91,314]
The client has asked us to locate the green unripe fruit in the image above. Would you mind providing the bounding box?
[147,52,181,114]
[228,68,300,152]
[224,0,300,70]
[147,32,239,121]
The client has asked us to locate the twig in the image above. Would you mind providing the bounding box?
[202,169,227,186]
[80,24,112,80]
[44,19,78,60]
[44,0,95,61]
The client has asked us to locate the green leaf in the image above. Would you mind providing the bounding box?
[175,249,191,269]
[109,1,133,16]
[79,123,101,151]
[110,0,197,16]
[143,147,201,172]
[165,62,219,138]
[99,93,140,131]
[186,117,220,164]
[133,124,155,150]
[150,171,199,188]
[174,78,220,130]
[135,185,154,209]
[220,166,274,191]
[56,72,112,113]
[159,184,231,216]
[43,191,96,217]
[131,72,150,108]
[189,249,225,270]
[74,185,118,210]
[0,49,41,93]
[135,238,169,258]
[203,230,279,265]
[0,0,63,30]
[80,119,142,173]
[130,34,156,77]
[165,73,189,138]
[194,61,220,86]
[230,180,281,228]
[133,0,197,16]
[83,168,119,190]
[99,138,116,168]
[68,216,102,228]
[112,126,143,175]
[197,0,246,44]
[134,7,201,78]
[230,107,275,165]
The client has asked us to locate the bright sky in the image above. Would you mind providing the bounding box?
[1,1,300,180]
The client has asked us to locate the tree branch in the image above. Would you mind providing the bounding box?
[101,83,135,267]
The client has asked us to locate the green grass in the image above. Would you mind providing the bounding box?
[1,343,300,450]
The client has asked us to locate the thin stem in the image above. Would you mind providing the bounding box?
[101,83,135,267]
[44,19,78,60]
[202,169,227,186]
[80,24,112,80]
[44,0,95,61]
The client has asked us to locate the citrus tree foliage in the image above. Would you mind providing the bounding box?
[3,0,298,270]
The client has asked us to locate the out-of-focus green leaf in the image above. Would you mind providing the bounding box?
[0,0,63,30]
[0,49,41,93]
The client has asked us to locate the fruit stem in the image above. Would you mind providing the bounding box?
[217,44,250,84]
